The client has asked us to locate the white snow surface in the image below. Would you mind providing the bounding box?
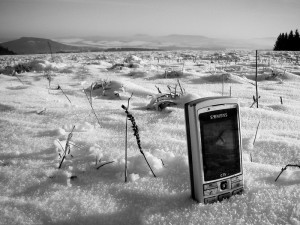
[0,51,299,225]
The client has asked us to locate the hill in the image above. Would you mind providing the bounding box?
[0,37,101,55]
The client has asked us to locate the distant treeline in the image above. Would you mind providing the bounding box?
[273,29,300,51]
[0,45,15,55]
[104,48,162,52]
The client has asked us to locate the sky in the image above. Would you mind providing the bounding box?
[0,0,299,40]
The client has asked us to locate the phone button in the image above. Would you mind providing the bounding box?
[231,181,242,189]
[204,196,218,204]
[220,181,228,190]
[204,188,218,196]
[203,182,218,190]
[232,188,243,195]
[231,175,242,182]
[218,193,231,201]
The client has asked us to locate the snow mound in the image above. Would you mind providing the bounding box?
[85,80,154,99]
[49,169,73,186]
[275,169,300,184]
[28,59,70,73]
[62,122,94,132]
[201,73,254,84]
[126,70,148,78]
[173,93,201,107]
[87,80,123,99]
[115,149,188,179]
[99,61,112,68]
[268,104,289,112]
[127,152,164,175]
[245,68,300,82]
[146,93,200,110]
[270,69,300,81]
[89,144,103,160]
[124,55,144,64]
[37,128,66,137]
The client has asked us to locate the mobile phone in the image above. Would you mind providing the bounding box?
[185,97,243,203]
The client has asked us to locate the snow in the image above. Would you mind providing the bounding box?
[0,51,299,224]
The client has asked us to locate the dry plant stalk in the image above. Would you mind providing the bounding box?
[123,93,133,182]
[122,97,157,179]
[45,72,52,90]
[57,85,71,104]
[12,70,25,85]
[250,120,260,162]
[275,164,300,182]
[253,121,260,146]
[177,79,185,95]
[155,85,162,94]
[96,161,115,170]
[58,125,75,169]
[250,95,260,108]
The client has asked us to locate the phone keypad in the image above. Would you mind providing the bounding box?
[203,182,218,190]
[203,175,243,203]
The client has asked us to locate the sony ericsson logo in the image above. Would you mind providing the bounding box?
[210,113,228,119]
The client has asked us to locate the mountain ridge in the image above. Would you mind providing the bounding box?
[0,37,101,55]
[0,34,276,55]
[56,34,275,50]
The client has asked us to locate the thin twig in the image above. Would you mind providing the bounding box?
[12,71,25,85]
[90,83,93,106]
[58,85,71,104]
[253,121,260,145]
[96,161,114,170]
[177,79,184,95]
[275,164,300,182]
[155,85,162,94]
[250,95,260,108]
[58,125,75,169]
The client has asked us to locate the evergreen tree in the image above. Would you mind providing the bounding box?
[287,30,294,50]
[278,33,284,50]
[273,33,282,50]
[273,29,300,51]
[294,29,300,51]
[283,33,288,50]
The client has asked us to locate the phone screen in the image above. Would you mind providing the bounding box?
[199,107,241,181]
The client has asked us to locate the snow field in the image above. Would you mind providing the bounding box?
[0,51,299,224]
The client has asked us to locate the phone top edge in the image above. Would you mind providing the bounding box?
[185,96,238,107]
